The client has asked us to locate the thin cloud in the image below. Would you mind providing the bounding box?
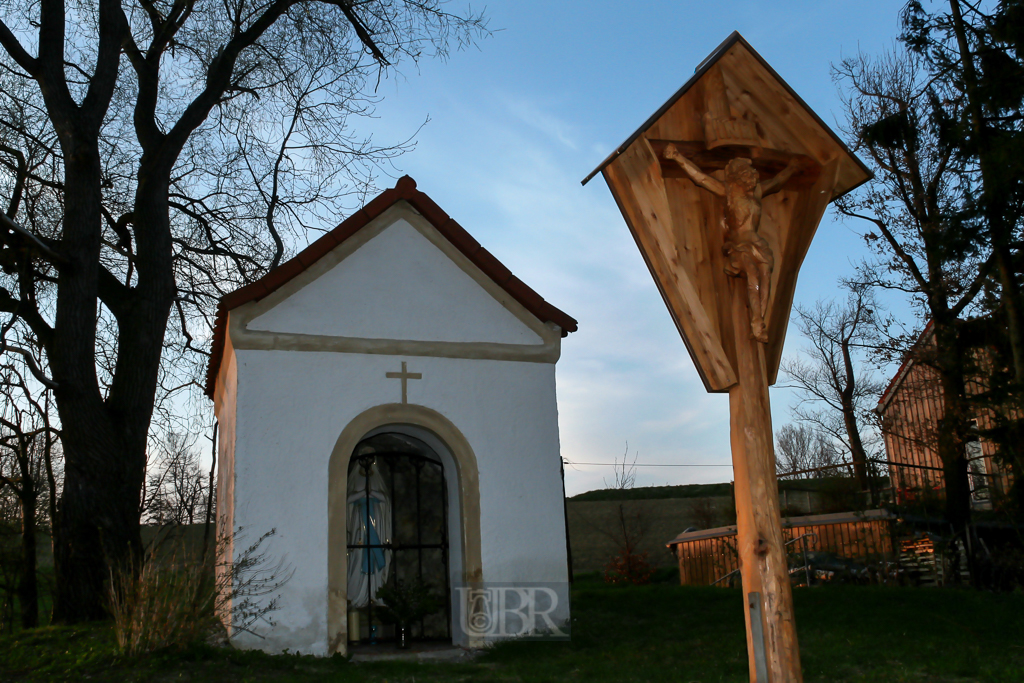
[497,93,581,150]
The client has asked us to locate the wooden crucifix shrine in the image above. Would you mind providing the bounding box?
[583,33,871,683]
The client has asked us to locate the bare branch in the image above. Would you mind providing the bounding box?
[0,213,68,267]
[0,20,39,75]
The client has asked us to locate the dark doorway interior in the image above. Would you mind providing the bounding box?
[347,432,451,643]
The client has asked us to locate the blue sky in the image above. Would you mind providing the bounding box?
[354,1,913,495]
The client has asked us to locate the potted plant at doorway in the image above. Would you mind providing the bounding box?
[374,578,443,649]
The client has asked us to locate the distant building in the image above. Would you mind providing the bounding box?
[666,510,897,586]
[876,323,1013,507]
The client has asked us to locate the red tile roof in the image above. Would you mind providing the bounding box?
[205,176,578,398]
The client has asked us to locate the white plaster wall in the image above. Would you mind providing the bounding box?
[228,349,568,655]
[213,339,238,624]
[247,218,544,346]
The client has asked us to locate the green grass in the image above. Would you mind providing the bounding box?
[2,584,1022,682]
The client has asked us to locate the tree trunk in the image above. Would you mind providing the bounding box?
[52,437,144,622]
[18,484,38,628]
[930,318,976,583]
[948,0,1024,386]
[841,399,869,490]
[50,376,147,621]
[993,251,1024,384]
[939,439,972,529]
[839,338,871,495]
[50,313,166,624]
[49,145,111,621]
[49,147,144,622]
[47,108,177,619]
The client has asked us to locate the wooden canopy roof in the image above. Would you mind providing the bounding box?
[583,32,870,189]
[584,32,872,392]
[204,176,578,398]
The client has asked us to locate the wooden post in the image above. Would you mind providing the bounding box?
[729,285,801,682]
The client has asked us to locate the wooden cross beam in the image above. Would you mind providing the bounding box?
[646,140,822,187]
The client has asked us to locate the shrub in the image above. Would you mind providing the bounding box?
[374,577,443,625]
[107,546,216,655]
[108,527,288,655]
[603,548,655,585]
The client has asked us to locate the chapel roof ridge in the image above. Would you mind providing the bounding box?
[204,176,578,398]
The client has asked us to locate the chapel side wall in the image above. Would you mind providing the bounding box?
[470,359,572,634]
[212,327,239,627]
[228,348,569,655]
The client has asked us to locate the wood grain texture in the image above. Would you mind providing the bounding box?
[598,36,872,682]
[601,41,866,389]
[604,138,737,391]
[649,140,821,187]
[763,157,841,384]
[729,280,802,683]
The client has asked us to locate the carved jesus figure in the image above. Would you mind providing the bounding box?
[663,145,805,343]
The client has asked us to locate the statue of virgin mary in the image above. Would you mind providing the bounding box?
[346,459,392,607]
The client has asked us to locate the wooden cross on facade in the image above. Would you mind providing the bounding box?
[584,33,871,683]
[386,361,421,404]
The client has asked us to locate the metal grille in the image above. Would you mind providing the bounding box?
[347,434,451,643]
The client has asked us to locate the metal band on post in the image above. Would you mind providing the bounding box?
[748,592,769,683]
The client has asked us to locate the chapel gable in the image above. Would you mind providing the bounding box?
[205,176,577,397]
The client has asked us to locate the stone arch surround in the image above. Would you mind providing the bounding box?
[326,403,483,654]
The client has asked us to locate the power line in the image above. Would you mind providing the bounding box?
[565,461,733,467]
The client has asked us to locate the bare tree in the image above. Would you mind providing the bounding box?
[603,443,638,490]
[834,47,991,536]
[780,286,886,490]
[775,423,845,480]
[0,0,488,620]
[141,431,211,526]
[0,361,59,628]
[582,444,653,584]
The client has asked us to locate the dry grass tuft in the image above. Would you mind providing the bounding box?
[107,547,217,655]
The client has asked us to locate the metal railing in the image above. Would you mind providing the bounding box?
[710,532,819,587]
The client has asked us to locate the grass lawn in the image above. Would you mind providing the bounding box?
[2,582,1023,682]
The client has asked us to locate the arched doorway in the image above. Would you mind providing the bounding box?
[327,403,483,654]
[346,432,451,643]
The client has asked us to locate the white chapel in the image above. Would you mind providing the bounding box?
[205,176,577,655]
